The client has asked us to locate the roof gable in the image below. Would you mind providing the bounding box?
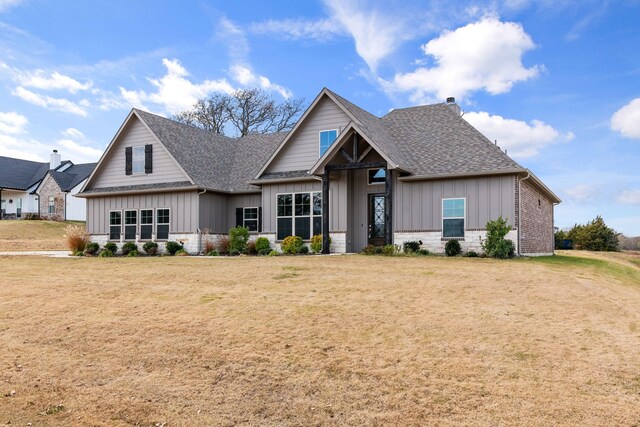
[0,157,50,191]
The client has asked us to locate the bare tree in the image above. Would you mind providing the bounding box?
[173,89,306,137]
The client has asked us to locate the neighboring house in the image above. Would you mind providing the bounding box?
[79,88,560,255]
[0,151,96,221]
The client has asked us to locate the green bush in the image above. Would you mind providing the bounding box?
[445,239,461,256]
[281,235,304,254]
[403,241,421,254]
[299,245,309,254]
[418,249,430,255]
[142,241,158,256]
[228,226,250,254]
[310,234,323,254]
[382,244,397,256]
[175,248,188,256]
[255,237,271,255]
[268,250,279,256]
[127,249,139,257]
[362,245,383,255]
[207,250,220,256]
[104,242,117,254]
[566,216,619,251]
[121,242,138,256]
[165,241,182,255]
[98,249,114,257]
[466,251,479,257]
[84,242,100,256]
[481,216,514,259]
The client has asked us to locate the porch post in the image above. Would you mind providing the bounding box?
[384,168,393,246]
[322,171,330,254]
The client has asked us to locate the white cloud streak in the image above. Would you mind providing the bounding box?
[618,189,640,205]
[385,17,541,103]
[250,18,342,42]
[12,86,88,116]
[17,70,92,93]
[0,0,23,13]
[464,111,571,158]
[611,98,640,139]
[0,111,27,134]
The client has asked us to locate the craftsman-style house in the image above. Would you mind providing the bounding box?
[79,88,560,255]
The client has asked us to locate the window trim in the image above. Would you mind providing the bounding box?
[109,210,122,241]
[318,129,339,157]
[156,207,170,241]
[123,209,138,241]
[276,191,323,241]
[442,197,466,239]
[132,146,146,174]
[243,207,259,232]
[140,208,154,240]
[367,168,386,185]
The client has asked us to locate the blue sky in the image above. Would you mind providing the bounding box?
[1,0,639,235]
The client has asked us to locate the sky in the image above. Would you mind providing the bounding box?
[1,0,639,235]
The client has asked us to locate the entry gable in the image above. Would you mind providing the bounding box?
[81,110,193,192]
[255,88,360,178]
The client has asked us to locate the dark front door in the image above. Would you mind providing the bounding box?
[368,194,385,246]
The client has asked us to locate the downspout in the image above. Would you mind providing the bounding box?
[0,188,3,220]
[196,189,207,254]
[518,172,531,256]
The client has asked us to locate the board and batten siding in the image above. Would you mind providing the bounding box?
[267,96,351,173]
[86,191,198,235]
[198,192,227,234]
[394,175,516,231]
[90,117,189,189]
[261,173,348,236]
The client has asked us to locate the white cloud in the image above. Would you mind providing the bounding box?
[565,184,600,202]
[56,138,103,163]
[0,0,23,13]
[385,17,541,103]
[618,189,640,205]
[611,98,640,139]
[229,65,291,99]
[119,58,235,113]
[18,70,92,93]
[62,127,84,139]
[464,111,570,158]
[0,111,27,134]
[250,18,343,42]
[12,86,88,116]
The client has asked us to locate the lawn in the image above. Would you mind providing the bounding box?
[0,253,639,426]
[0,220,81,251]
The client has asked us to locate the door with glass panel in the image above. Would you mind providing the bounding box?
[368,194,385,246]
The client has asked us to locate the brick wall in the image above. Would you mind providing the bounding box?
[38,175,65,220]
[519,178,554,254]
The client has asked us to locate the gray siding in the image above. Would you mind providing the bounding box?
[394,175,516,231]
[261,174,347,236]
[86,190,198,234]
[268,96,350,173]
[91,117,189,189]
[226,193,262,231]
[198,192,228,233]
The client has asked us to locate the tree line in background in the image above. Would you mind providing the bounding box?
[173,88,306,137]
[555,216,622,251]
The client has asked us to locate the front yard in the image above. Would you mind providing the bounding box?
[0,253,639,425]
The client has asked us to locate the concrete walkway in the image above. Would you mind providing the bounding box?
[0,251,70,257]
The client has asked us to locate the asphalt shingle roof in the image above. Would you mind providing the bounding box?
[0,157,58,191]
[80,181,194,195]
[49,163,97,191]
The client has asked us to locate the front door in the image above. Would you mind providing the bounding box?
[368,194,385,246]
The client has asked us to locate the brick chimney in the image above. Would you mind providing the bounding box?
[50,149,61,170]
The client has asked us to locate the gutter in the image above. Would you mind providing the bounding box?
[248,176,318,186]
[76,185,199,198]
[399,168,526,182]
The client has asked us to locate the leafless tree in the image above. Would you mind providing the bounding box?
[173,89,306,137]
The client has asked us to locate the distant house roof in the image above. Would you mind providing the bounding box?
[47,162,97,191]
[0,156,72,191]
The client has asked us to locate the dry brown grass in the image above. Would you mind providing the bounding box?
[0,253,639,426]
[0,220,81,251]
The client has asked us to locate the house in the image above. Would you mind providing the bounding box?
[79,88,561,255]
[0,151,96,221]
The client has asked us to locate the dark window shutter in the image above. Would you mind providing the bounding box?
[145,144,153,173]
[235,208,243,227]
[125,147,132,175]
[258,207,262,232]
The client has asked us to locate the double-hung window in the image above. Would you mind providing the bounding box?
[124,210,137,240]
[48,196,55,214]
[132,146,145,174]
[109,211,122,240]
[442,198,465,238]
[243,207,259,231]
[156,209,170,240]
[319,130,338,157]
[277,192,322,240]
[140,209,153,240]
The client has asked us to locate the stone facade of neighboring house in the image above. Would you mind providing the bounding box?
[79,87,560,256]
[38,174,66,220]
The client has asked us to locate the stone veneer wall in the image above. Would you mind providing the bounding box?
[38,175,65,220]
[394,230,519,254]
[519,178,554,255]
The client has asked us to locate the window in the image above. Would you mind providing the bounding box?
[368,168,386,184]
[277,192,322,240]
[319,130,338,156]
[124,210,137,240]
[109,211,121,240]
[132,146,145,174]
[140,209,153,240]
[243,207,259,231]
[442,198,465,238]
[48,196,55,214]
[156,209,170,240]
